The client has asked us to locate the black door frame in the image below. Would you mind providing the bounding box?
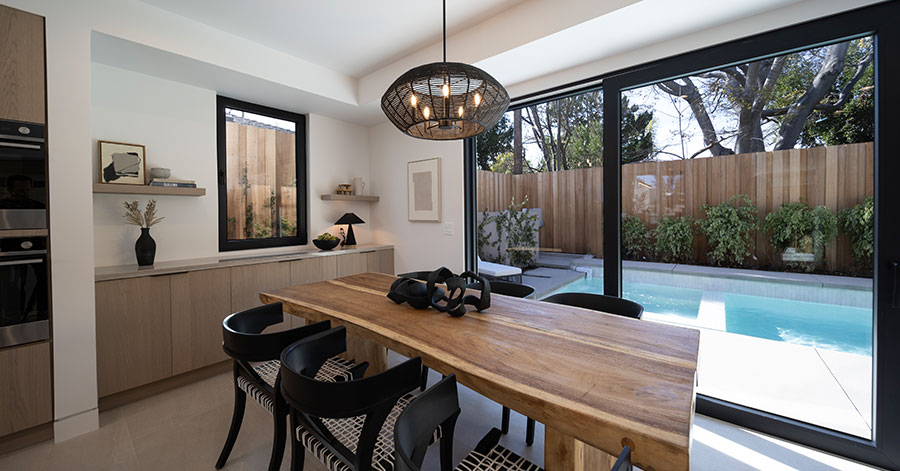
[464,2,900,468]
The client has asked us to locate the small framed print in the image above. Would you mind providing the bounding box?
[408,157,441,222]
[98,140,146,185]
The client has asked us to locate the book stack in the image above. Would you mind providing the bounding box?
[149,178,197,188]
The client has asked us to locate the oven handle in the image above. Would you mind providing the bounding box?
[0,250,47,258]
[0,141,42,150]
[0,258,43,267]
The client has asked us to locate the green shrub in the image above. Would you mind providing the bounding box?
[476,209,496,262]
[653,216,694,263]
[622,215,650,260]
[764,202,838,268]
[495,197,539,268]
[809,205,839,260]
[697,195,759,267]
[765,202,812,252]
[839,196,874,272]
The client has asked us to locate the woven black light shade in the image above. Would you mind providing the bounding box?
[381,61,510,140]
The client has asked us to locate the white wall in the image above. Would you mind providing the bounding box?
[369,122,464,274]
[91,63,371,267]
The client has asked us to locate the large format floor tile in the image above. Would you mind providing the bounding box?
[0,352,883,470]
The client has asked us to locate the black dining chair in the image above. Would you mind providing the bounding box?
[506,292,644,447]
[395,374,635,471]
[541,292,644,320]
[280,325,447,471]
[216,303,368,471]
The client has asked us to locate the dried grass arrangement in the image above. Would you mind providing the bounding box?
[123,200,164,228]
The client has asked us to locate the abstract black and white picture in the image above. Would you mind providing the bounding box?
[98,140,146,185]
[408,157,441,222]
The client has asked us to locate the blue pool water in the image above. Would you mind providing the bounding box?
[550,277,872,356]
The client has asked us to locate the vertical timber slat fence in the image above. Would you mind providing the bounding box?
[476,142,873,273]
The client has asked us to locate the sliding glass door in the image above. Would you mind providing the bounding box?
[465,2,900,468]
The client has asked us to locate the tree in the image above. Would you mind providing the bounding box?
[475,114,513,170]
[656,37,873,155]
[522,92,653,171]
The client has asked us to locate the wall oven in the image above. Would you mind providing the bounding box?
[0,236,49,347]
[0,119,47,229]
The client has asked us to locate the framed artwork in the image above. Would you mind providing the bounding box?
[98,140,146,185]
[408,157,441,222]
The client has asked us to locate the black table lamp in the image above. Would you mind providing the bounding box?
[336,212,365,247]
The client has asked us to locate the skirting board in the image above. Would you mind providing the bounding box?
[54,408,99,443]
[0,422,53,457]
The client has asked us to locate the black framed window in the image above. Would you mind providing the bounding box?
[216,96,307,251]
[465,2,900,468]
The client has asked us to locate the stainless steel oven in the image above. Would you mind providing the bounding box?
[0,236,49,347]
[0,119,47,229]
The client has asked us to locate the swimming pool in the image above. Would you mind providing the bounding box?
[548,277,872,356]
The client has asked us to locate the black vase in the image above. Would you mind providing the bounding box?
[135,227,156,266]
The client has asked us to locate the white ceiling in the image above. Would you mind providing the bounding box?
[139,0,527,78]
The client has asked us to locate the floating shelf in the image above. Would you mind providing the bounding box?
[320,194,379,202]
[93,183,206,197]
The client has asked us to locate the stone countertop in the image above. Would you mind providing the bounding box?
[94,243,393,282]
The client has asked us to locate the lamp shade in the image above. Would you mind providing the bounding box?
[335,212,365,225]
[381,62,509,140]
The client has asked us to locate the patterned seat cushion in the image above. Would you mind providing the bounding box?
[296,391,442,471]
[237,356,358,414]
[456,428,543,471]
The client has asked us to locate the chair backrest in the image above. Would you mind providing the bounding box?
[394,375,461,471]
[542,292,643,319]
[488,281,535,299]
[222,302,332,362]
[280,326,423,469]
[397,271,431,281]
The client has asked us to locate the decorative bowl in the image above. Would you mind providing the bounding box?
[149,167,171,179]
[313,238,340,251]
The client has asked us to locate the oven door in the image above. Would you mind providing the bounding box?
[0,132,48,230]
[0,252,49,347]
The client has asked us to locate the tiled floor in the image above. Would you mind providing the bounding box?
[0,352,884,471]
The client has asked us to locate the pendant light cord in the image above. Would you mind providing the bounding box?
[442,0,447,63]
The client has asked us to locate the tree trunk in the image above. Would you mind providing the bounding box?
[774,42,849,150]
[658,79,733,155]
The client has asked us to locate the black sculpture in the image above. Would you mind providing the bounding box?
[388,267,490,317]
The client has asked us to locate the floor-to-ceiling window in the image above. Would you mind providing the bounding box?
[466,3,899,468]
[615,36,874,438]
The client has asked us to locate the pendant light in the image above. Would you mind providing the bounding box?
[381,0,510,140]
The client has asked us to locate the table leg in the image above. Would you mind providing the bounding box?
[345,333,387,377]
[544,426,616,471]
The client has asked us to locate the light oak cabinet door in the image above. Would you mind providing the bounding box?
[95,276,173,397]
[230,261,292,332]
[170,268,232,375]
[365,249,395,275]
[0,342,52,436]
[290,256,336,286]
[336,253,368,278]
[0,5,45,124]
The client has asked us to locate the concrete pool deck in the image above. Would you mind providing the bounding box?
[523,256,874,439]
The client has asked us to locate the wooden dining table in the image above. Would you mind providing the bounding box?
[260,272,700,471]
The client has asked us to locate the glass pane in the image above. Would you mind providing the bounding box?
[224,108,298,240]
[614,37,874,437]
[474,90,603,288]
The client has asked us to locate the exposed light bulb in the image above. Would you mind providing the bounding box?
[423,106,430,119]
[458,106,464,118]
[474,93,482,106]
[410,94,417,107]
[442,83,449,97]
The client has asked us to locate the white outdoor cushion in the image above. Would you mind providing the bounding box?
[477,256,522,277]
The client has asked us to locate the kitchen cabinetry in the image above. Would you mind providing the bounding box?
[0,5,45,124]
[170,268,231,375]
[0,342,52,436]
[95,276,173,397]
[94,247,394,398]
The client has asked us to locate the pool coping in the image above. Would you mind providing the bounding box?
[562,258,872,292]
